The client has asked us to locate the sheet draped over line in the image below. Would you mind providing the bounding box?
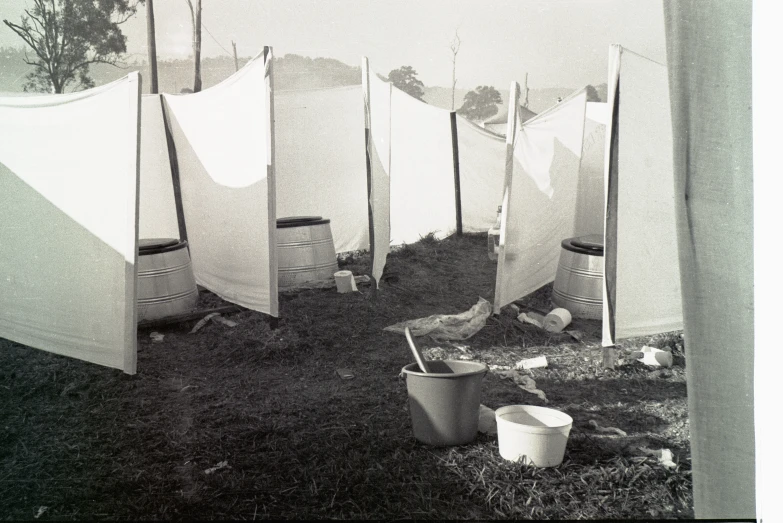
[0,73,141,374]
[161,49,278,316]
[275,86,368,254]
[601,46,683,345]
[663,2,755,518]
[494,88,588,314]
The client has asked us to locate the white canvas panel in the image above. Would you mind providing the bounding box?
[494,90,587,313]
[275,86,368,253]
[573,118,606,237]
[664,3,755,516]
[0,74,141,374]
[365,65,392,287]
[139,94,179,240]
[602,48,683,344]
[163,51,277,315]
[389,87,456,244]
[455,117,507,232]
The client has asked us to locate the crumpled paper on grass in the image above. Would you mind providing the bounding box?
[383,297,492,341]
[495,369,548,403]
[639,447,677,469]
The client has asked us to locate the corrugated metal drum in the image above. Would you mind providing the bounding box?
[137,238,199,321]
[551,234,604,320]
[277,216,339,289]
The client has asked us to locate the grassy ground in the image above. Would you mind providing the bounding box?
[0,233,692,520]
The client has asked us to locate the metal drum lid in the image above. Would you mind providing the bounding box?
[276,216,331,228]
[138,238,186,255]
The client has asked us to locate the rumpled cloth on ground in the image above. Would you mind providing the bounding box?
[383,297,492,341]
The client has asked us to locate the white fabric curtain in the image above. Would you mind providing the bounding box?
[0,74,141,374]
[601,46,683,345]
[363,61,392,287]
[389,86,456,245]
[494,89,587,313]
[664,2,755,517]
[139,94,179,240]
[275,86,368,254]
[162,50,278,316]
[455,117,507,232]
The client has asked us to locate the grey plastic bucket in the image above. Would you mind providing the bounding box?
[401,360,488,446]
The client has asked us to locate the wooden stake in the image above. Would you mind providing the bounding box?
[450,111,463,236]
[232,40,239,72]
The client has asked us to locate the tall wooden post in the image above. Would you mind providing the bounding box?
[232,41,239,72]
[189,0,202,92]
[450,112,463,236]
[146,0,158,94]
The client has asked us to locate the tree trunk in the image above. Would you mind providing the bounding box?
[146,0,159,94]
[193,0,202,93]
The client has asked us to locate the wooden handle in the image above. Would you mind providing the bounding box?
[405,327,431,373]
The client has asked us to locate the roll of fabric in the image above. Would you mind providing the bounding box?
[544,308,572,333]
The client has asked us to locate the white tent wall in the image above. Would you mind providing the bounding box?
[573,113,607,237]
[0,74,141,374]
[455,118,507,232]
[494,88,588,313]
[362,61,392,287]
[139,94,180,240]
[601,46,683,345]
[664,2,755,518]
[275,86,368,254]
[389,85,456,245]
[162,50,278,316]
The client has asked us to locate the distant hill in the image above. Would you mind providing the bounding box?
[2,46,606,111]
[0,47,361,94]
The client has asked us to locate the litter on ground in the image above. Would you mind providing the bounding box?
[383,297,492,341]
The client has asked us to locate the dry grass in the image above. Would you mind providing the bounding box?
[0,232,692,519]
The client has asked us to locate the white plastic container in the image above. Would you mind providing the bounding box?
[495,405,573,467]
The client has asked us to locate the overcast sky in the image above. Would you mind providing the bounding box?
[1,0,667,89]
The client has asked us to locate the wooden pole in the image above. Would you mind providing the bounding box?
[192,0,202,92]
[232,40,239,72]
[450,111,463,236]
[146,0,158,94]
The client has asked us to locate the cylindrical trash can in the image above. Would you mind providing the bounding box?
[551,234,604,319]
[277,216,339,289]
[137,238,199,321]
[401,360,488,446]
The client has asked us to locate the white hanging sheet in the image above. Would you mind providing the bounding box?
[0,74,141,374]
[494,90,587,313]
[275,86,368,254]
[601,46,683,345]
[162,50,277,316]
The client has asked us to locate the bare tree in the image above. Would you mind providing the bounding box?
[185,0,202,92]
[449,30,461,111]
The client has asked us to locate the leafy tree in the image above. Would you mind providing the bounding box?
[3,0,142,93]
[585,84,602,102]
[387,65,425,101]
[457,85,503,121]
